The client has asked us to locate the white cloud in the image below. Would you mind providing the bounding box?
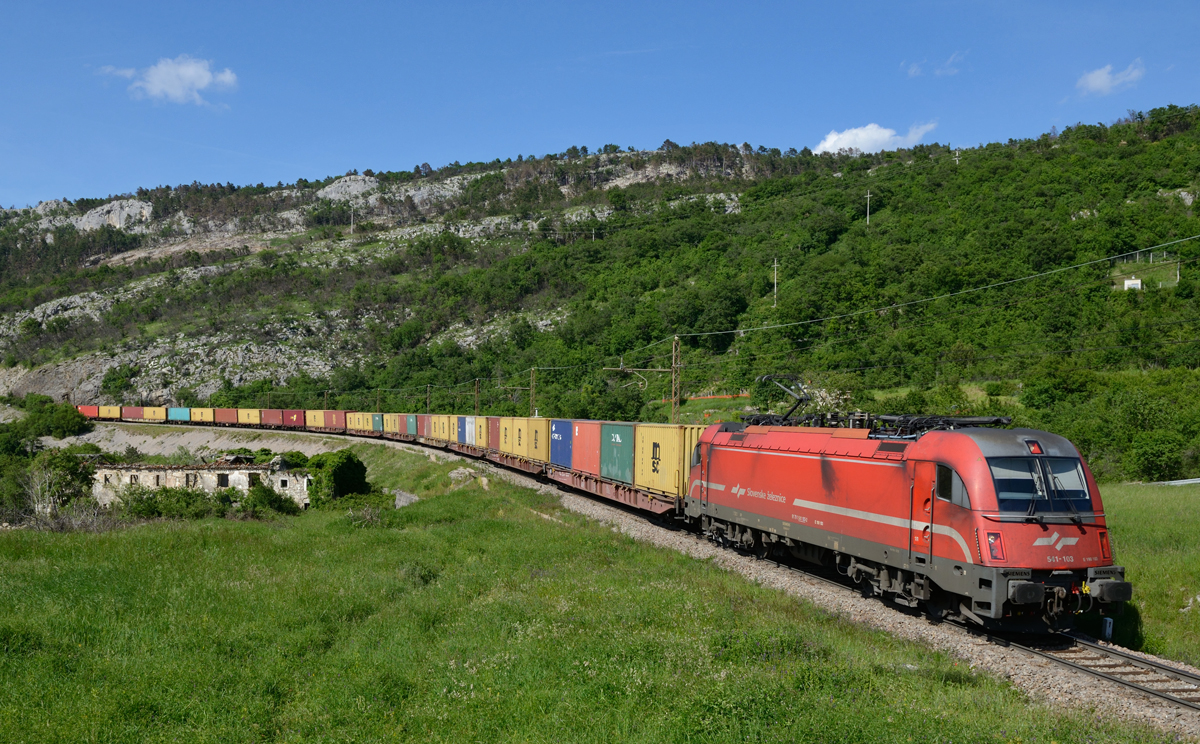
[1076,59,1144,96]
[98,65,135,79]
[906,61,923,78]
[814,122,938,154]
[125,54,238,105]
[936,51,964,76]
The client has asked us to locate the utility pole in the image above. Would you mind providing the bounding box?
[865,191,872,225]
[530,368,536,417]
[671,336,681,424]
[350,203,354,236]
[376,389,380,412]
[324,390,328,409]
[773,258,778,308]
[474,378,480,415]
[426,384,430,413]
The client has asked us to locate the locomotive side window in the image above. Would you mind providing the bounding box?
[691,444,702,467]
[935,465,971,509]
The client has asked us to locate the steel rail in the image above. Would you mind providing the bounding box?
[1004,636,1200,712]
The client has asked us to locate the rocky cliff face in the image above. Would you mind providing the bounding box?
[2,151,727,404]
[37,199,154,234]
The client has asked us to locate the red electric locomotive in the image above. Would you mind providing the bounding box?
[685,419,1131,629]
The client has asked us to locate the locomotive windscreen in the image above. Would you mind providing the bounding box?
[988,457,1093,514]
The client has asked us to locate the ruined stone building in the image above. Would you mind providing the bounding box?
[92,456,310,508]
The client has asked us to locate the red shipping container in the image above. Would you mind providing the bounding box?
[122,406,144,420]
[77,405,99,419]
[324,410,346,429]
[282,410,304,427]
[488,417,500,451]
[214,408,237,424]
[261,409,283,426]
[418,414,431,437]
[571,420,602,476]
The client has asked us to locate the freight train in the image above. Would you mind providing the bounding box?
[77,403,1132,630]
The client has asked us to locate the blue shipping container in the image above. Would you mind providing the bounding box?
[167,407,190,421]
[458,416,468,444]
[550,419,573,468]
[371,413,384,432]
[406,414,418,435]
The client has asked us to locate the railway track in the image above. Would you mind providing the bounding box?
[728,541,1200,713]
[1007,635,1200,712]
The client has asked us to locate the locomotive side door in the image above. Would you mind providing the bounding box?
[909,461,936,568]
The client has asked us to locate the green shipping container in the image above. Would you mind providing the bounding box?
[406,414,418,435]
[372,413,384,432]
[600,423,635,484]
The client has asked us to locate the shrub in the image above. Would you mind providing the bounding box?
[1128,430,1186,482]
[307,449,369,504]
[240,483,301,516]
[120,485,223,519]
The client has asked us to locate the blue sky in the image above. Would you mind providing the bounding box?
[2,1,1197,208]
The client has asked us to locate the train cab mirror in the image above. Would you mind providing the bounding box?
[935,465,971,509]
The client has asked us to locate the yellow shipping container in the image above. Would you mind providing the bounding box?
[144,407,167,421]
[347,412,369,431]
[238,408,261,425]
[99,406,121,419]
[475,417,489,449]
[383,413,401,433]
[190,408,215,423]
[527,418,550,463]
[499,417,514,454]
[433,415,450,441]
[634,424,705,499]
[305,410,325,428]
[512,417,529,458]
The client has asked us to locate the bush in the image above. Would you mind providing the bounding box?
[307,449,369,504]
[240,483,301,516]
[1128,430,1186,482]
[120,485,225,519]
[13,396,92,439]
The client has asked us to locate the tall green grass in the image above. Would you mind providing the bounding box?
[0,446,1166,742]
[1098,482,1200,664]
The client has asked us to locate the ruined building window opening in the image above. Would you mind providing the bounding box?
[217,474,229,488]
[129,474,138,485]
[280,479,288,489]
[155,474,161,486]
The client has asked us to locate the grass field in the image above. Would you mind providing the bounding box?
[0,443,1166,743]
[1098,482,1200,664]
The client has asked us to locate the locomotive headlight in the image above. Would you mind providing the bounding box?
[986,531,1007,562]
[1099,531,1112,560]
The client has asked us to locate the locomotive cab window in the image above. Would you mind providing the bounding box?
[935,465,970,509]
[691,444,702,467]
[988,457,1092,515]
